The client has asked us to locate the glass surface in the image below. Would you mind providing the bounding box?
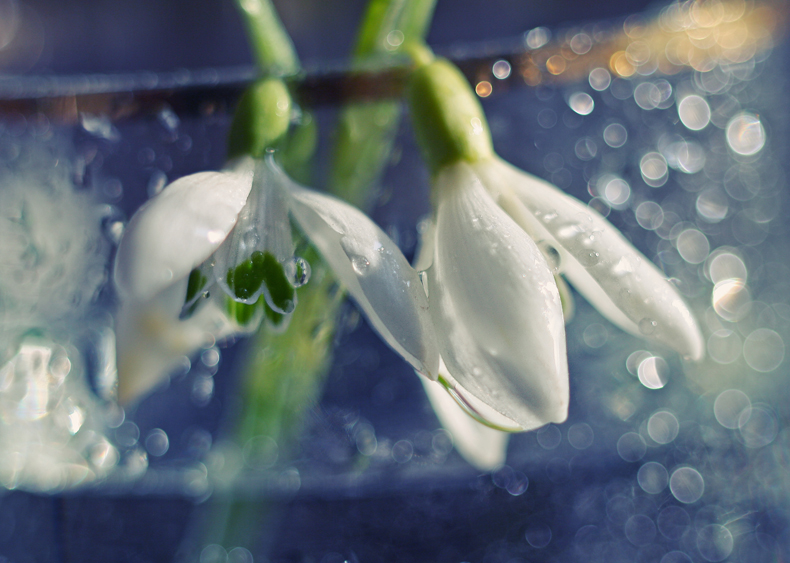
[1,1,789,562]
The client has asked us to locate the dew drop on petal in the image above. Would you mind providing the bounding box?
[578,250,601,267]
[242,229,260,249]
[638,318,658,335]
[539,243,561,273]
[348,254,370,276]
[285,256,311,288]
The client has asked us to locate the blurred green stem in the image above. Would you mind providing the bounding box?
[329,0,437,205]
[233,0,300,75]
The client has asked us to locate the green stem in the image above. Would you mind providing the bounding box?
[234,0,301,75]
[329,0,437,205]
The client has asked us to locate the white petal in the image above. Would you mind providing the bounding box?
[420,374,509,471]
[287,184,439,378]
[114,159,254,302]
[213,158,295,308]
[115,282,249,404]
[481,158,703,360]
[429,162,569,430]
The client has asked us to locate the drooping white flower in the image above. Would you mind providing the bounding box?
[114,156,437,403]
[416,161,570,432]
[420,359,509,471]
[404,57,703,438]
[478,157,704,361]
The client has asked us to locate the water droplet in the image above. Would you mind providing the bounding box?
[639,318,657,335]
[285,256,311,288]
[539,243,561,272]
[350,254,370,276]
[242,229,259,249]
[578,250,600,267]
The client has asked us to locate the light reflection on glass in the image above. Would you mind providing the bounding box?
[640,152,668,187]
[669,467,705,503]
[707,330,742,364]
[675,228,709,264]
[588,67,611,91]
[617,432,647,462]
[712,278,750,321]
[726,112,766,155]
[636,201,664,230]
[525,26,551,49]
[568,92,594,115]
[637,356,669,390]
[492,59,511,79]
[647,411,679,443]
[695,189,728,222]
[742,328,785,373]
[603,123,628,148]
[570,33,593,55]
[638,461,669,494]
[678,95,711,130]
[475,80,492,98]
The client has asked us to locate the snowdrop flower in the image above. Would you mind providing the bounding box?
[420,360,509,471]
[114,156,437,404]
[406,57,703,432]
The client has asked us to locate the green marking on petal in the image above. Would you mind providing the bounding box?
[226,251,295,314]
[264,302,287,327]
[185,268,208,304]
[226,296,261,326]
